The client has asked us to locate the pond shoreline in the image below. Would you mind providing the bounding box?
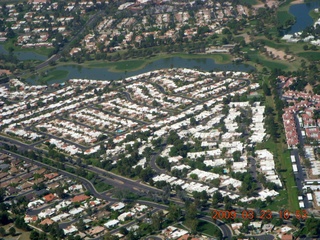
[27,55,254,85]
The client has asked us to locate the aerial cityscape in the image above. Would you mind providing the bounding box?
[1,0,320,239]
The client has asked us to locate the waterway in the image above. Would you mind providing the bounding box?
[27,57,254,85]
[0,44,46,61]
[286,1,320,34]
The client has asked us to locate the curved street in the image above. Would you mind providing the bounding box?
[0,149,233,239]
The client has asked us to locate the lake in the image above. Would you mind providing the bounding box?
[286,1,320,34]
[27,57,254,85]
[0,44,46,61]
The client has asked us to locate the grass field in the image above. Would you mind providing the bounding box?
[298,52,320,61]
[256,139,299,212]
[256,92,300,212]
[87,59,147,72]
[248,53,290,71]
[3,39,53,57]
[93,180,113,192]
[2,224,31,240]
[239,0,258,5]
[309,8,320,21]
[277,11,295,26]
[196,220,222,237]
[85,52,232,72]
[37,70,69,83]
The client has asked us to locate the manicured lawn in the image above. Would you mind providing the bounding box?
[196,220,222,237]
[298,52,320,61]
[175,223,189,231]
[256,93,299,212]
[3,39,53,57]
[93,180,113,192]
[38,70,69,83]
[257,139,299,211]
[88,59,147,72]
[309,9,320,21]
[84,53,232,72]
[277,11,295,26]
[239,0,257,5]
[248,53,290,71]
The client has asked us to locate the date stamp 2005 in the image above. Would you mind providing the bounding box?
[212,209,308,220]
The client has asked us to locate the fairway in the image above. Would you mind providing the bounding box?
[239,0,257,4]
[39,70,69,83]
[277,11,295,25]
[85,53,232,72]
[298,52,320,61]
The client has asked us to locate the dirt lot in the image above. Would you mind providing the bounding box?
[265,46,295,61]
[253,0,279,9]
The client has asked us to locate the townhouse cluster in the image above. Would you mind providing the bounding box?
[275,75,320,210]
[1,67,274,207]
[151,101,279,202]
[280,76,320,149]
[255,149,282,187]
[125,82,192,109]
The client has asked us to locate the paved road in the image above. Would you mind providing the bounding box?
[86,165,164,195]
[292,112,309,208]
[1,149,233,238]
[0,150,113,203]
[248,156,262,190]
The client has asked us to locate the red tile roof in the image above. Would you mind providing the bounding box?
[43,193,55,202]
[72,194,90,203]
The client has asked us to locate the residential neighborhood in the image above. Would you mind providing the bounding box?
[2,0,320,239]
[0,66,318,239]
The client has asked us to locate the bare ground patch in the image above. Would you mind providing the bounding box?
[264,46,295,61]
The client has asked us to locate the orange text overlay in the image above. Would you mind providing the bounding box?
[212,209,308,220]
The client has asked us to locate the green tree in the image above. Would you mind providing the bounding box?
[185,203,197,220]
[30,230,40,240]
[0,227,5,236]
[167,204,182,222]
[212,191,223,208]
[151,211,163,231]
[185,218,198,234]
[232,151,242,162]
[291,217,301,228]
[9,227,16,236]
[305,217,320,236]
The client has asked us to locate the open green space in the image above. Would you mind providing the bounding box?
[35,70,69,84]
[196,220,222,237]
[277,11,295,25]
[248,53,290,71]
[28,52,233,84]
[239,0,258,5]
[93,180,113,192]
[256,90,299,212]
[2,39,53,57]
[309,9,320,21]
[2,224,31,240]
[256,138,299,211]
[298,51,320,61]
[262,39,311,55]
[87,59,146,72]
[266,190,291,211]
[84,52,232,72]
